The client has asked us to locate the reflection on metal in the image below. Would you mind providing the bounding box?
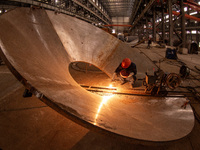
[0,8,195,142]
[94,94,114,125]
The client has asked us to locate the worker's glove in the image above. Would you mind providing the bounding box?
[111,73,117,82]
[129,72,134,76]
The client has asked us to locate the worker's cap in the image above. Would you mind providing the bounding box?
[121,58,131,68]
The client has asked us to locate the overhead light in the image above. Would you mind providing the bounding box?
[191,30,197,34]
[198,2,200,5]
[189,11,197,15]
[184,7,187,12]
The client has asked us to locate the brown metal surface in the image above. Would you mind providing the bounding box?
[0,8,194,142]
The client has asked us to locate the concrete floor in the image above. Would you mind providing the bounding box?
[0,44,200,149]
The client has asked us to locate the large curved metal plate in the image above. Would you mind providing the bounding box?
[0,8,194,142]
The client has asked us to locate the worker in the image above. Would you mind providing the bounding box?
[147,38,151,49]
[112,58,137,87]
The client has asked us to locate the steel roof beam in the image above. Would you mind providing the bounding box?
[105,4,134,6]
[129,0,156,33]
[88,0,111,21]
[101,0,134,3]
[72,0,110,24]
[129,0,142,25]
[100,0,135,18]
[107,7,133,9]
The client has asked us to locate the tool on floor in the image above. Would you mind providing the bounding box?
[143,69,181,96]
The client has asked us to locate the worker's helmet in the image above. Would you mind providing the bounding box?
[121,58,131,68]
[120,70,130,78]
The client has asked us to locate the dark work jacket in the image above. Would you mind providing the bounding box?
[115,62,137,75]
[148,40,151,45]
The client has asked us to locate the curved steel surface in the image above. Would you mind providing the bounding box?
[0,8,194,142]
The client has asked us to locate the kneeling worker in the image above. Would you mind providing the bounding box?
[112,58,137,87]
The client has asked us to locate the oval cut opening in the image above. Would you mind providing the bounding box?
[69,62,111,88]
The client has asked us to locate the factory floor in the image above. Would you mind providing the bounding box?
[0,44,200,150]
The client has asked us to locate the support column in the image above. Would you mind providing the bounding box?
[146,18,149,39]
[196,30,199,46]
[168,0,173,46]
[142,23,145,39]
[152,6,156,42]
[139,26,142,41]
[161,0,165,42]
[180,0,186,48]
